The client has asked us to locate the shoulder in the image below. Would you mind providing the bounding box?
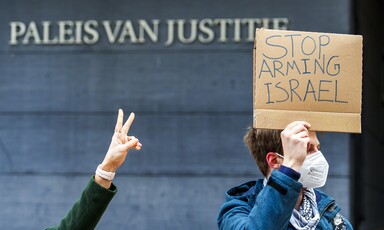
[314,189,335,206]
[217,179,263,225]
[314,189,353,229]
[225,180,263,201]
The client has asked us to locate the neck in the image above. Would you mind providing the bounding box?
[295,189,305,210]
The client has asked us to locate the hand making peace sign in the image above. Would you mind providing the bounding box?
[100,109,142,173]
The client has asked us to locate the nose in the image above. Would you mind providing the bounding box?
[307,144,319,154]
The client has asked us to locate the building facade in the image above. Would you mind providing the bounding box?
[0,0,362,229]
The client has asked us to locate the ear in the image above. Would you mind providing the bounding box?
[266,152,283,170]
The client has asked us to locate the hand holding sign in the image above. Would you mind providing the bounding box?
[280,121,311,172]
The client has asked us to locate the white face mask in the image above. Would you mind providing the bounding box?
[298,151,329,188]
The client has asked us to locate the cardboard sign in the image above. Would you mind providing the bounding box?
[253,29,362,133]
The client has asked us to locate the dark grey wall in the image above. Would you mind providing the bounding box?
[353,0,384,229]
[0,1,353,229]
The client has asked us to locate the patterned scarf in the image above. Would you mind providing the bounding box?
[289,188,320,230]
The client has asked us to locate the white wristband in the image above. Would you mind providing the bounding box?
[95,165,115,181]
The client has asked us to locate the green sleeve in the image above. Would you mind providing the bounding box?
[45,177,117,230]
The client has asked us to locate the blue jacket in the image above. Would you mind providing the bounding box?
[217,170,353,229]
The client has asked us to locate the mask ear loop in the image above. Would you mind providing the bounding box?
[275,152,284,159]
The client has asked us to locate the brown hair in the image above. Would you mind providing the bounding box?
[243,128,283,176]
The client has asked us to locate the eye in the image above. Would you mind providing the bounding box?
[307,144,320,154]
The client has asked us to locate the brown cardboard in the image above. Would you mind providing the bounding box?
[253,28,362,133]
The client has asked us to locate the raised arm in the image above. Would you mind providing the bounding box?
[46,109,142,230]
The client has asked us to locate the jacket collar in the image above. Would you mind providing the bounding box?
[226,179,336,214]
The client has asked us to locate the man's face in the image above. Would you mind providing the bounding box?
[307,131,320,155]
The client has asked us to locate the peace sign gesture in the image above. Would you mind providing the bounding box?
[99,109,142,173]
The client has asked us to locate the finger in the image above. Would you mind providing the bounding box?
[122,137,139,150]
[114,109,124,133]
[126,135,136,143]
[303,137,311,146]
[285,121,311,130]
[135,142,142,150]
[288,123,309,135]
[292,136,311,149]
[130,139,142,146]
[295,130,309,138]
[121,112,135,136]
